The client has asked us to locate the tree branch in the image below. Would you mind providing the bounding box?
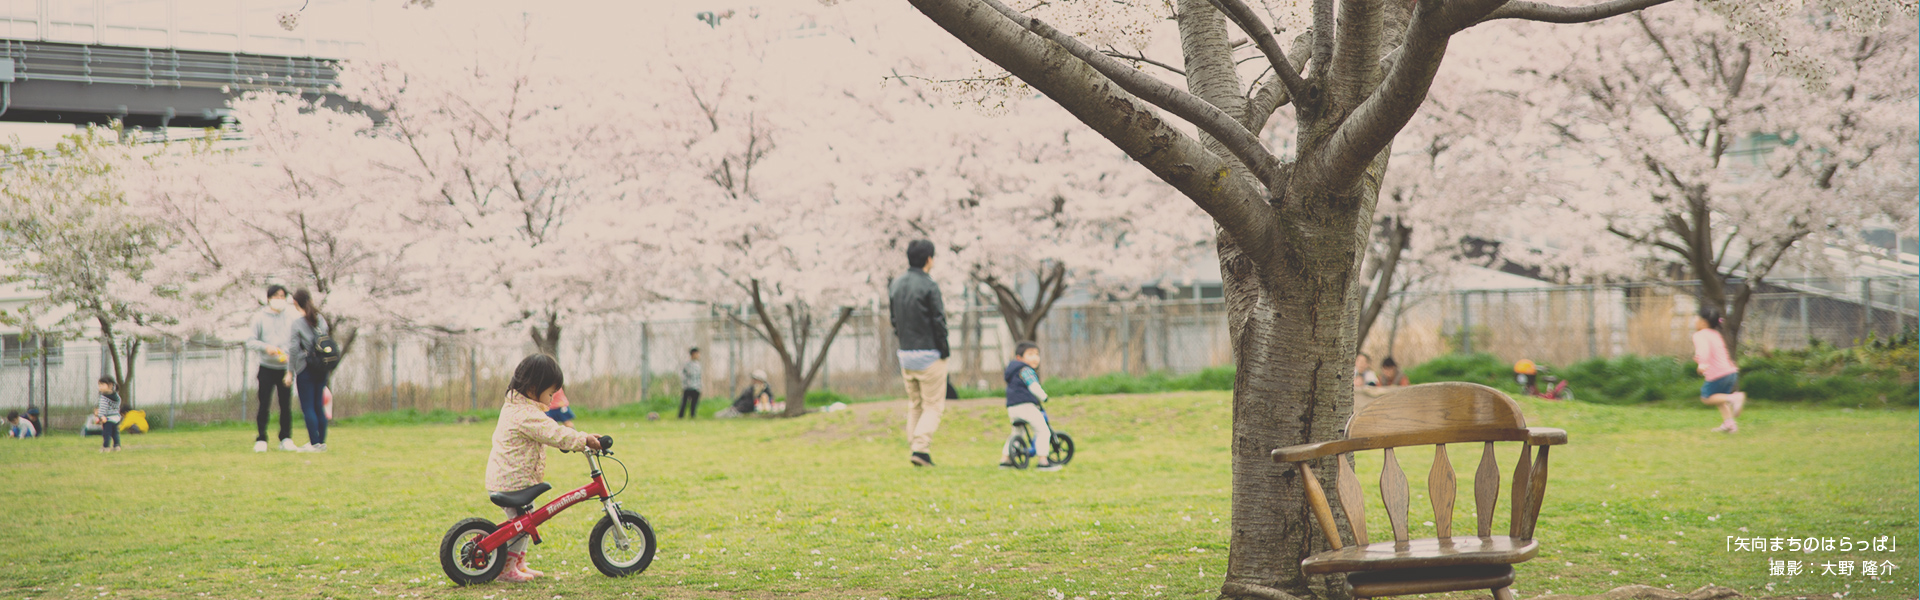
[906,0,1279,252]
[1101,47,1186,76]
[800,307,856,389]
[1606,224,1690,258]
[1475,0,1675,25]
[976,0,1286,189]
[1203,0,1307,104]
[1319,10,1446,186]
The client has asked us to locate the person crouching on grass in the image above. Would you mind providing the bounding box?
[486,354,607,582]
[999,341,1062,471]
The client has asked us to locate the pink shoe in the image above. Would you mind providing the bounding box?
[498,552,535,583]
[519,560,546,578]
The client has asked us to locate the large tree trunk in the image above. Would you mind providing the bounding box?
[529,311,561,358]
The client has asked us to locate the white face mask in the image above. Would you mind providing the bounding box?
[269,298,288,312]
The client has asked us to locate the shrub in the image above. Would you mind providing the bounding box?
[1558,355,1698,405]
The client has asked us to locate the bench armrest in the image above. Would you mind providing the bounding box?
[1272,441,1340,463]
[1526,427,1568,446]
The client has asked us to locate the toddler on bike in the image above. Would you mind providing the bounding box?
[486,354,607,582]
[999,341,1062,471]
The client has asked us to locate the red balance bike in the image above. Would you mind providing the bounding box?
[438,435,657,585]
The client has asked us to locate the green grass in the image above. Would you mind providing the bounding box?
[1,392,1913,599]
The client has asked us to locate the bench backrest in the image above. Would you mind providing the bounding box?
[1281,382,1558,550]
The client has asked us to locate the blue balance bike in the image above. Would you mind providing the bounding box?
[1004,408,1074,469]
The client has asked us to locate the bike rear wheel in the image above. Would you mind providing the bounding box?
[439,518,507,585]
[589,509,658,577]
[1048,432,1075,466]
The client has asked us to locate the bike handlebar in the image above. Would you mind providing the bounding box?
[561,435,614,454]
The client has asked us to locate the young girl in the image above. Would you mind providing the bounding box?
[486,354,605,582]
[1693,307,1748,433]
[95,377,123,452]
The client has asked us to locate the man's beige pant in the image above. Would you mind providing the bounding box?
[902,358,948,454]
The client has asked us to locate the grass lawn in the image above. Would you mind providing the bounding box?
[1,392,1913,600]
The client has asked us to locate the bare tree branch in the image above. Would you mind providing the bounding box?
[1310,0,1333,78]
[800,307,856,388]
[1204,0,1308,104]
[1102,47,1187,76]
[1476,0,1675,25]
[975,0,1286,188]
[1605,224,1690,257]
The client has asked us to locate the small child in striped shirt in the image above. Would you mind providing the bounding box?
[94,376,122,452]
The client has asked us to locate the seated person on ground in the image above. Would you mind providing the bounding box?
[7,410,35,438]
[1376,356,1411,387]
[716,371,775,418]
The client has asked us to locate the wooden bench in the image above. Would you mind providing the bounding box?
[1271,382,1567,600]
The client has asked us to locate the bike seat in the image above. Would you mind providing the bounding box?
[489,483,551,508]
[1010,418,1030,426]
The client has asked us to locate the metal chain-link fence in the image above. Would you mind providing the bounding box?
[4,276,1911,430]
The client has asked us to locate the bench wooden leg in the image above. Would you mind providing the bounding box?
[1492,586,1515,600]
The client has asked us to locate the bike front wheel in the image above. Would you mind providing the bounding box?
[439,517,507,585]
[589,509,658,577]
[1048,432,1075,466]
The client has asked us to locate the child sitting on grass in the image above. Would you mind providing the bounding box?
[95,377,122,452]
[6,410,35,438]
[999,341,1062,471]
[486,354,606,582]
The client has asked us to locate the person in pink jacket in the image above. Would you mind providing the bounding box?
[1693,307,1749,433]
[486,354,607,582]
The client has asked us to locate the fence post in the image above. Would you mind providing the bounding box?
[639,322,650,403]
[169,342,179,429]
[1862,278,1873,343]
[1586,286,1598,359]
[238,347,247,422]
[390,339,398,412]
[1799,293,1812,346]
[1459,292,1473,354]
[469,345,478,413]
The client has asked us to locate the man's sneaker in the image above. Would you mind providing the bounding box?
[313,443,328,452]
[1036,463,1064,472]
[296,444,315,453]
[280,439,298,451]
[910,452,935,467]
[999,461,1017,469]
[253,440,268,453]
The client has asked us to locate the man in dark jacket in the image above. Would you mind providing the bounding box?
[889,239,949,467]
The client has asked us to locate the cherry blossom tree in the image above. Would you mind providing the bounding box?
[0,130,173,408]
[1526,1,1918,355]
[123,95,453,359]
[342,15,659,357]
[884,0,1792,596]
[640,4,924,417]
[931,101,1213,345]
